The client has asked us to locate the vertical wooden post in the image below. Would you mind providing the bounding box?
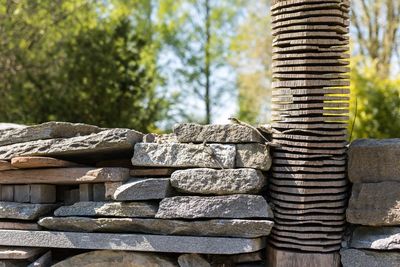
[268,0,350,265]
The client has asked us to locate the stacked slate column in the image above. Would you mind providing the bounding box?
[268,0,350,263]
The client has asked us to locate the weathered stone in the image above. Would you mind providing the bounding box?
[0,122,102,147]
[92,183,105,201]
[348,139,400,183]
[350,226,400,250]
[0,187,13,202]
[54,201,157,218]
[0,202,57,220]
[104,182,122,200]
[132,143,236,169]
[53,251,177,267]
[30,184,56,204]
[0,162,13,171]
[347,182,400,226]
[143,133,178,143]
[0,247,44,260]
[170,168,266,195]
[0,221,40,230]
[113,178,171,201]
[38,217,274,238]
[0,129,143,161]
[269,238,340,253]
[11,156,80,169]
[340,248,400,267]
[27,251,51,267]
[13,186,29,203]
[236,144,271,171]
[0,230,265,254]
[0,167,129,184]
[130,168,176,177]
[178,254,210,267]
[156,195,273,219]
[174,123,263,143]
[79,184,93,202]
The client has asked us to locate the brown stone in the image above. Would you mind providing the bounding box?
[272,172,346,179]
[272,134,348,142]
[273,206,346,215]
[269,184,348,195]
[0,221,40,230]
[274,217,345,226]
[272,17,349,30]
[272,88,350,96]
[273,211,345,221]
[269,191,348,202]
[272,229,342,240]
[130,168,176,177]
[0,162,13,172]
[271,199,347,210]
[269,239,341,252]
[271,235,342,246]
[270,178,348,188]
[11,156,80,169]
[273,224,345,233]
[272,45,348,54]
[272,165,346,173]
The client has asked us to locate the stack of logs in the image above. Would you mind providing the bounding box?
[0,122,274,266]
[269,0,351,262]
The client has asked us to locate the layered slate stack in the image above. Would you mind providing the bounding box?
[268,0,350,264]
[0,122,274,266]
[341,139,400,267]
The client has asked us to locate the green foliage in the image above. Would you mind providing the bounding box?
[350,59,400,139]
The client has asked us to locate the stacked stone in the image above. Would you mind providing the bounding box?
[269,0,351,257]
[0,122,274,266]
[341,139,400,267]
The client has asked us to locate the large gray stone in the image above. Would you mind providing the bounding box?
[350,226,400,250]
[170,168,266,195]
[54,201,157,218]
[38,217,274,238]
[113,178,171,201]
[174,123,263,143]
[0,129,143,161]
[178,254,210,267]
[236,144,271,171]
[347,182,400,226]
[132,143,236,169]
[0,122,102,146]
[0,202,57,220]
[0,230,265,254]
[53,251,177,267]
[340,249,400,267]
[348,139,400,183]
[156,195,273,219]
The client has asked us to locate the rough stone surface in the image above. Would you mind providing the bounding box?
[348,139,400,183]
[0,122,102,147]
[0,202,57,220]
[0,129,143,161]
[0,247,44,260]
[0,222,40,230]
[340,248,400,267]
[174,123,264,143]
[350,226,400,250]
[171,168,266,195]
[178,254,210,267]
[113,178,171,201]
[53,251,177,267]
[132,143,236,169]
[54,201,158,218]
[38,217,274,238]
[347,182,400,226]
[11,156,80,169]
[0,230,265,254]
[156,195,273,219]
[0,162,13,171]
[236,144,271,171]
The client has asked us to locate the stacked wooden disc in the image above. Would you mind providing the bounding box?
[269,0,350,253]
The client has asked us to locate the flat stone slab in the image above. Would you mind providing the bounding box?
[271,234,341,246]
[270,178,348,188]
[348,139,400,183]
[11,156,81,169]
[269,184,348,195]
[39,217,273,238]
[0,247,44,260]
[271,229,342,240]
[0,222,40,230]
[274,217,345,227]
[269,238,341,253]
[170,168,266,195]
[0,230,265,255]
[273,206,346,215]
[132,143,236,169]
[347,182,400,226]
[236,144,271,170]
[274,224,345,233]
[271,199,347,209]
[54,201,158,218]
[269,191,348,202]
[0,167,129,184]
[113,178,171,201]
[0,202,57,220]
[0,162,13,172]
[156,195,273,219]
[0,129,143,161]
[130,168,176,177]
[173,123,264,143]
[349,226,400,250]
[340,248,400,267]
[0,122,102,147]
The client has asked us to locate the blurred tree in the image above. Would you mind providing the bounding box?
[0,0,169,132]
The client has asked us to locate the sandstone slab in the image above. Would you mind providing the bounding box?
[11,156,80,169]
[0,202,57,220]
[350,226,400,250]
[0,162,13,172]
[132,143,236,169]
[347,182,400,226]
[0,221,40,230]
[348,139,400,183]
[0,129,143,162]
[38,217,274,238]
[54,201,158,218]
[170,168,266,195]
[236,144,271,170]
[0,230,265,254]
[113,178,171,201]
[156,195,273,219]
[174,123,263,143]
[340,248,400,267]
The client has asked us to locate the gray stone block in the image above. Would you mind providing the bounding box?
[0,202,57,220]
[113,178,171,201]
[340,248,400,267]
[350,226,400,250]
[30,185,56,204]
[236,144,271,171]
[13,185,30,203]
